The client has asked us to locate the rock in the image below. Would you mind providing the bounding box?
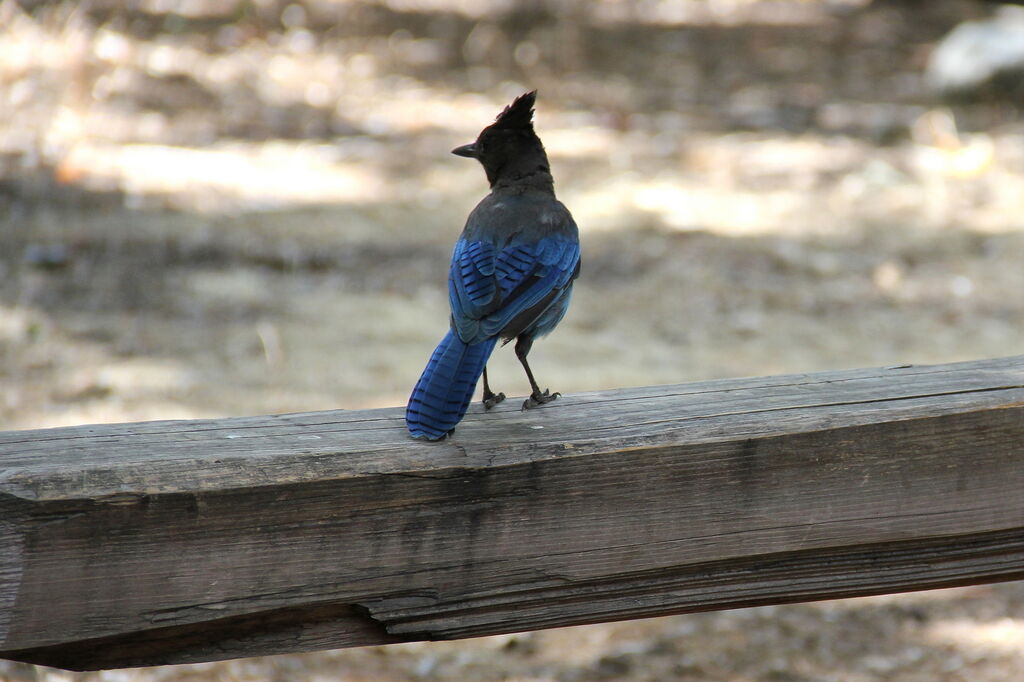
[926,7,1024,100]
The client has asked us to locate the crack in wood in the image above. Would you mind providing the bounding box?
[2,602,403,671]
[369,528,1024,639]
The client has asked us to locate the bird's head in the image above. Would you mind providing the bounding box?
[452,91,549,187]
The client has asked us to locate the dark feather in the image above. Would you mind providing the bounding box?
[493,90,537,130]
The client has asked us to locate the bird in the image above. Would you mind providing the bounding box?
[406,91,581,441]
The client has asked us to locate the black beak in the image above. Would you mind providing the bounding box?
[451,143,479,158]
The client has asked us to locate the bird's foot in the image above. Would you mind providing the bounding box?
[483,390,506,410]
[522,389,560,410]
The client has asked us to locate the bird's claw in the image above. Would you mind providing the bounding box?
[483,391,506,410]
[522,389,560,410]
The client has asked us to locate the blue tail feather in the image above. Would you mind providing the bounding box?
[406,330,497,440]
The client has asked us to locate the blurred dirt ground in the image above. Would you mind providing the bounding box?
[2,0,1024,680]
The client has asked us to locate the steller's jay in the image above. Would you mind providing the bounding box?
[406,91,581,440]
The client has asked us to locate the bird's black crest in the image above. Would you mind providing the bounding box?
[493,91,537,130]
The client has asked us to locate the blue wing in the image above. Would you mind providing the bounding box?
[448,233,580,345]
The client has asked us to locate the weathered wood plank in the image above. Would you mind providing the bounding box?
[2,356,1024,670]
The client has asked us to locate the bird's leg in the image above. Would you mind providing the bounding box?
[515,335,560,410]
[482,366,505,409]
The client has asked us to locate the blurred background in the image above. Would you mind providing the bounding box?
[2,0,1023,679]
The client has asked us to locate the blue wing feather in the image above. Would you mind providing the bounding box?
[450,234,579,344]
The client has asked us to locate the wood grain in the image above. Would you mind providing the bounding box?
[2,356,1024,670]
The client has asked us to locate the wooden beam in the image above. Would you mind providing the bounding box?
[2,356,1024,671]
